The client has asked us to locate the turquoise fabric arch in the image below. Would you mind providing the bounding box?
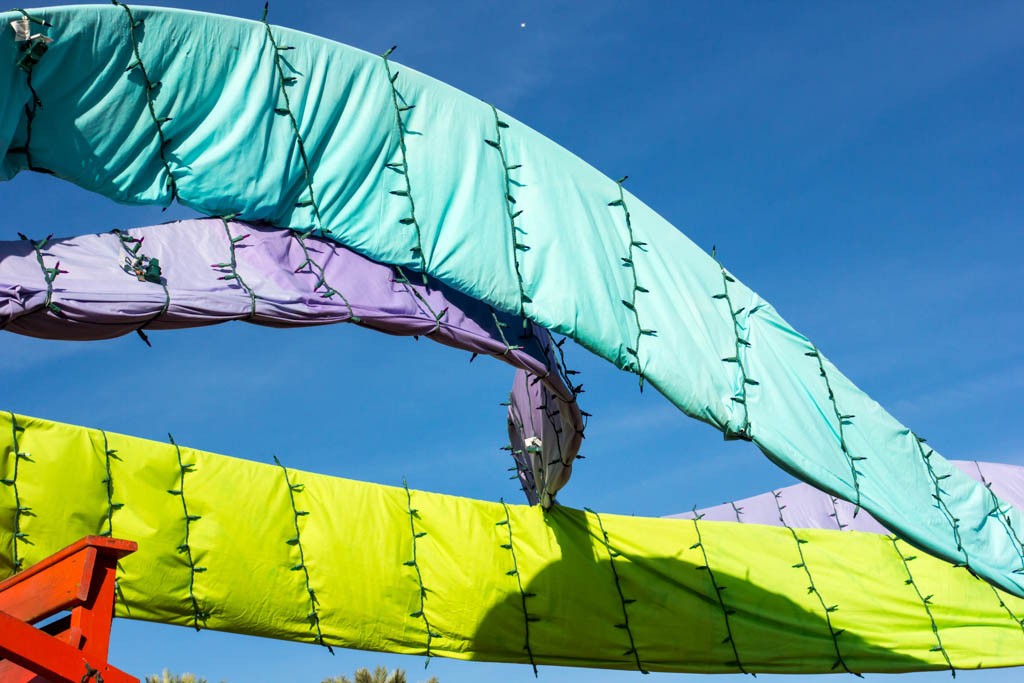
[3,5,1022,595]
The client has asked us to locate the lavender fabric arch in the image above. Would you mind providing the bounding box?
[674,460,1024,539]
[0,218,584,506]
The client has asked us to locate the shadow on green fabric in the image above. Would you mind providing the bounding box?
[471,506,932,675]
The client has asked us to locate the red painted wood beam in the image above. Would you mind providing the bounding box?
[0,536,138,683]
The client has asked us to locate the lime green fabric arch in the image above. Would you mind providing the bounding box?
[3,411,1024,675]
[1,5,1021,596]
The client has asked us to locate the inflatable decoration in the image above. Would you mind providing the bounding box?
[0,4,1019,594]
[677,460,1024,536]
[1,3,1022,678]
[3,412,1024,676]
[0,219,584,506]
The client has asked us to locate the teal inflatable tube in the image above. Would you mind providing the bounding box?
[3,5,1022,595]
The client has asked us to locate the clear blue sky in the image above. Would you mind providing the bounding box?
[3,1,1023,681]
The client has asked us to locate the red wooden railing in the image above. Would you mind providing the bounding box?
[0,536,138,683]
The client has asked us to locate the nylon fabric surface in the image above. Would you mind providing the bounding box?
[1,5,1022,595]
[0,219,583,505]
[674,460,1024,536]
[2,411,1024,675]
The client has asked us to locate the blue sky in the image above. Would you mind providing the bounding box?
[3,1,1023,681]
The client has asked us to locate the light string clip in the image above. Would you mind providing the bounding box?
[98,431,129,607]
[585,507,648,674]
[973,461,1024,575]
[261,3,325,237]
[211,217,259,319]
[2,412,31,572]
[167,433,209,630]
[689,508,749,674]
[888,535,955,676]
[402,478,438,665]
[609,176,656,390]
[18,233,64,317]
[273,455,333,653]
[805,346,864,514]
[772,490,858,676]
[380,46,429,283]
[485,104,532,326]
[710,247,759,441]
[497,499,539,676]
[99,431,123,537]
[392,265,446,332]
[827,496,848,531]
[911,433,969,569]
[489,306,524,358]
[112,1,178,207]
[112,229,169,346]
[729,501,744,524]
[9,9,53,173]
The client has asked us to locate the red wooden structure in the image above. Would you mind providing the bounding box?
[0,536,138,683]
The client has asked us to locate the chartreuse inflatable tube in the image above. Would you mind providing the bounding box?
[1,6,1019,596]
[2,412,1023,675]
